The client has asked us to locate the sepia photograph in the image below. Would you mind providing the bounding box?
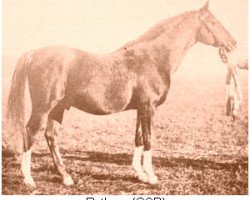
[2,0,248,195]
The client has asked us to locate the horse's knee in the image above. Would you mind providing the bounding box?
[27,113,48,133]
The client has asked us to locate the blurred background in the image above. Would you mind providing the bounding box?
[3,0,247,56]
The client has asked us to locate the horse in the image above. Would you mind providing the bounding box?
[6,1,237,187]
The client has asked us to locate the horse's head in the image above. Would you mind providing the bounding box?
[196,1,237,51]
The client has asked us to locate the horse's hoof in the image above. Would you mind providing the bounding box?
[137,171,148,183]
[63,175,74,186]
[24,177,36,188]
[148,174,159,185]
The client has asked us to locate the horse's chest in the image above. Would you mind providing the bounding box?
[152,80,170,106]
[137,70,170,106]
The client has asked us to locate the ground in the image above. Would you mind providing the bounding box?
[2,54,248,195]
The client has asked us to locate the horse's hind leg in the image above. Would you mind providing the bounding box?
[44,104,74,186]
[22,111,49,187]
[132,111,148,182]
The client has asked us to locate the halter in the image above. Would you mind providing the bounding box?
[199,13,219,46]
[199,13,235,64]
[219,46,229,63]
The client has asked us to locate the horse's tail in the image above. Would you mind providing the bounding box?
[6,53,32,154]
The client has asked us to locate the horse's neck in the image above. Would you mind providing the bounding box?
[118,13,199,73]
[128,19,198,72]
[158,23,198,72]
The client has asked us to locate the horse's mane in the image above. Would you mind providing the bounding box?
[119,11,196,50]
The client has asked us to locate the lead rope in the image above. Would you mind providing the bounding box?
[219,46,242,120]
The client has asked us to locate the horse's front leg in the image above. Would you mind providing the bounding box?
[132,111,148,183]
[140,102,158,185]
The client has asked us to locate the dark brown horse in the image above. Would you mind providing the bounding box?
[7,2,237,187]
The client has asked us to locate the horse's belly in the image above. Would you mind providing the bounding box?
[72,80,134,115]
[72,94,128,115]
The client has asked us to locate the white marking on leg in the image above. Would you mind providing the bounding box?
[21,149,36,187]
[132,146,143,172]
[132,146,147,182]
[143,150,158,185]
[63,174,74,186]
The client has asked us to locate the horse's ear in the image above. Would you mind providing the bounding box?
[200,1,209,12]
[199,0,209,20]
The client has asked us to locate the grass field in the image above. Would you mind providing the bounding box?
[2,53,248,195]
